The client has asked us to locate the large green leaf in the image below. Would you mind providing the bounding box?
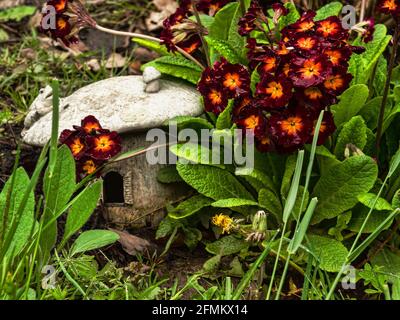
[334,116,367,159]
[371,249,400,282]
[358,96,384,130]
[0,168,35,256]
[258,188,282,218]
[358,193,393,211]
[314,2,343,20]
[70,230,119,256]
[211,198,259,208]
[307,235,349,272]
[205,37,243,64]
[177,163,254,201]
[235,167,276,194]
[349,24,392,85]
[168,195,213,219]
[278,3,300,30]
[208,2,244,58]
[216,100,233,130]
[62,180,102,245]
[0,6,36,22]
[312,155,378,224]
[132,37,172,56]
[206,235,249,256]
[42,145,76,252]
[142,56,202,84]
[348,205,393,233]
[331,85,369,127]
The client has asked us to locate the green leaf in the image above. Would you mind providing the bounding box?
[348,205,393,233]
[278,3,300,30]
[307,235,349,272]
[205,37,242,64]
[0,6,36,22]
[216,100,233,130]
[70,230,119,256]
[0,28,9,42]
[62,181,102,245]
[258,188,282,218]
[328,211,352,241]
[169,195,213,219]
[206,235,249,256]
[132,37,172,56]
[373,56,387,96]
[0,168,35,256]
[358,193,393,211]
[142,56,202,84]
[331,85,369,127]
[203,254,222,272]
[281,154,297,199]
[288,198,318,254]
[170,143,215,166]
[314,2,343,20]
[312,155,378,224]
[177,163,254,201]
[156,216,181,239]
[211,198,259,208]
[42,145,76,252]
[358,96,384,130]
[250,69,260,95]
[349,24,392,85]
[208,3,244,57]
[334,116,367,159]
[235,167,276,194]
[371,249,400,282]
[157,166,183,183]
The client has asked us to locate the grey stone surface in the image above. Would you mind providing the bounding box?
[142,66,161,83]
[22,75,203,146]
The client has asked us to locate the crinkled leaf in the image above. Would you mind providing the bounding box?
[169,195,213,219]
[334,116,367,159]
[358,193,393,211]
[312,155,378,224]
[307,235,349,272]
[211,198,259,208]
[258,188,282,218]
[206,235,249,256]
[315,2,343,20]
[157,166,183,183]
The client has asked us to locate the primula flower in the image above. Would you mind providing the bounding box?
[256,74,292,108]
[281,10,316,37]
[361,19,375,43]
[238,0,263,36]
[41,0,96,46]
[272,3,289,24]
[289,56,332,88]
[377,0,400,19]
[315,16,349,40]
[322,68,352,96]
[294,87,336,110]
[87,131,122,160]
[322,47,351,68]
[308,111,336,145]
[234,103,267,137]
[220,61,251,96]
[247,39,280,74]
[290,34,321,56]
[77,157,102,177]
[73,115,103,135]
[60,130,87,160]
[269,109,312,152]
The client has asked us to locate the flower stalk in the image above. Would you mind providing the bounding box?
[191,0,211,67]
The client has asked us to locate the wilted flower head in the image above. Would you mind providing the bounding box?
[212,213,235,234]
[40,0,96,46]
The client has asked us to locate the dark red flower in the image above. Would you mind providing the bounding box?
[247,39,280,74]
[289,56,332,88]
[269,109,312,152]
[255,132,276,152]
[73,115,103,135]
[281,10,316,37]
[377,0,400,18]
[233,103,267,138]
[48,0,69,13]
[272,3,289,21]
[290,33,321,56]
[256,73,292,108]
[238,0,264,36]
[308,111,336,145]
[315,16,349,40]
[60,130,87,160]
[322,47,351,68]
[322,68,352,96]
[219,61,251,96]
[87,131,122,160]
[294,87,336,110]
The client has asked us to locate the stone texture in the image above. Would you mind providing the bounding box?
[22,75,203,146]
[142,66,161,83]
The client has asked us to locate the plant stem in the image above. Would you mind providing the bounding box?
[239,0,246,15]
[376,25,399,154]
[95,24,205,70]
[191,0,211,67]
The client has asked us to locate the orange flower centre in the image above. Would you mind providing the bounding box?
[324,75,344,90]
[94,136,114,152]
[83,160,97,175]
[283,63,290,76]
[317,21,338,37]
[57,18,68,30]
[55,0,67,12]
[281,117,303,135]
[299,60,322,78]
[325,50,342,65]
[304,87,322,100]
[183,42,199,54]
[265,81,284,99]
[263,57,276,72]
[223,73,242,90]
[244,115,260,129]
[209,89,223,105]
[298,21,314,32]
[383,0,397,10]
[297,37,315,50]
[84,122,101,134]
[71,138,84,156]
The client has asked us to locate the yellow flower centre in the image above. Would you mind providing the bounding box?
[244,115,260,129]
[209,89,223,105]
[281,117,303,135]
[223,73,242,90]
[265,81,284,99]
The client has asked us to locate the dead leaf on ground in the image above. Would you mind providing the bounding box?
[85,58,101,72]
[105,53,126,69]
[145,0,178,31]
[109,228,154,256]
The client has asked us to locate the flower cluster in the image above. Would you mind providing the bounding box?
[211,213,235,234]
[199,2,365,153]
[160,0,233,53]
[60,116,122,180]
[377,0,400,21]
[40,0,96,46]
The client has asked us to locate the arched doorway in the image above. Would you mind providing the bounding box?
[103,171,125,204]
